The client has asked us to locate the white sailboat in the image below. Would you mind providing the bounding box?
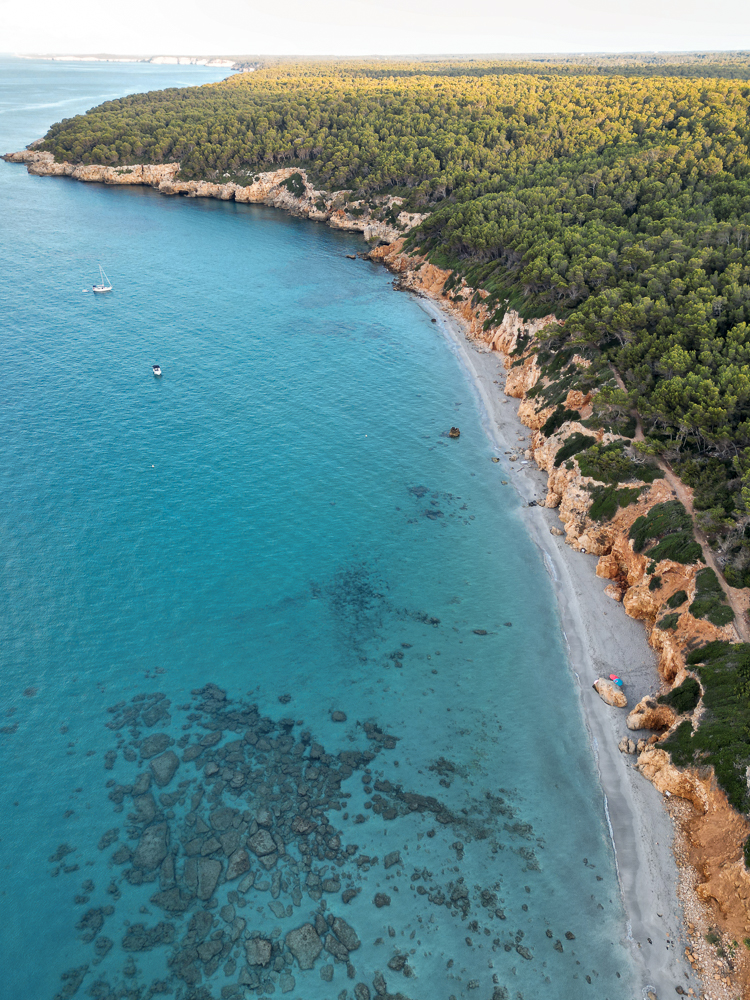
[93,265,112,293]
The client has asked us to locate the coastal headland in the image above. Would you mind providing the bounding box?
[6,144,750,999]
[3,149,425,245]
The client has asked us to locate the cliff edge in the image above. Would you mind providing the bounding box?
[3,149,427,244]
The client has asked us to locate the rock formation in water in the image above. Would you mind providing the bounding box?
[46,679,599,999]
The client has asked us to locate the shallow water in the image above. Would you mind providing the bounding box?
[0,57,636,1000]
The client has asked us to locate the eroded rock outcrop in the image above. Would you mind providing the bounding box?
[3,150,428,243]
[626,697,676,732]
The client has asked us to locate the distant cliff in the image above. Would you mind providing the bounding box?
[3,150,427,244]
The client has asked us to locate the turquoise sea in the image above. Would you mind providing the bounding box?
[0,57,636,1000]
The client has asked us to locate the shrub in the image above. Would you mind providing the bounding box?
[690,568,734,627]
[664,719,695,765]
[697,603,735,627]
[629,501,703,564]
[630,501,690,551]
[664,642,750,811]
[280,172,305,196]
[553,433,597,467]
[648,534,704,564]
[541,406,579,437]
[577,441,663,485]
[658,676,700,713]
[744,836,750,870]
[657,613,680,631]
[649,574,662,591]
[666,589,688,608]
[588,484,642,522]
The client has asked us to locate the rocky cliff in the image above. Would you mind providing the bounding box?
[3,150,428,243]
[370,237,750,994]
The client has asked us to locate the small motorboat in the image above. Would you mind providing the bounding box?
[93,265,112,293]
[152,365,162,377]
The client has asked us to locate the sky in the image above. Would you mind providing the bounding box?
[1,0,749,56]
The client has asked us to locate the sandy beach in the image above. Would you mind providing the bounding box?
[418,296,702,999]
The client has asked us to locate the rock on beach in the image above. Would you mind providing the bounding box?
[626,696,676,731]
[593,678,627,708]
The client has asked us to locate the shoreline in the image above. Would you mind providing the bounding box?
[1,150,425,245]
[14,54,239,68]
[6,146,744,995]
[417,295,701,997]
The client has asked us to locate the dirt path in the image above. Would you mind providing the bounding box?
[617,379,750,643]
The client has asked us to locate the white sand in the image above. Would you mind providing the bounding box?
[418,296,702,998]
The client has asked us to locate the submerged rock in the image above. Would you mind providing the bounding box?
[150,887,191,913]
[184,857,222,901]
[122,921,176,952]
[248,830,276,856]
[286,923,324,970]
[140,733,173,760]
[332,917,361,952]
[76,908,104,943]
[133,822,169,871]
[225,848,250,881]
[325,933,349,962]
[150,750,179,787]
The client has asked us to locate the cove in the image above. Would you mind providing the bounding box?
[0,58,636,1000]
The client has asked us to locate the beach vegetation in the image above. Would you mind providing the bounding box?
[666,589,688,608]
[587,484,642,521]
[577,441,662,485]
[663,641,750,811]
[541,405,579,438]
[553,432,597,468]
[280,172,305,197]
[657,612,680,631]
[629,501,704,564]
[658,676,700,713]
[689,568,735,626]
